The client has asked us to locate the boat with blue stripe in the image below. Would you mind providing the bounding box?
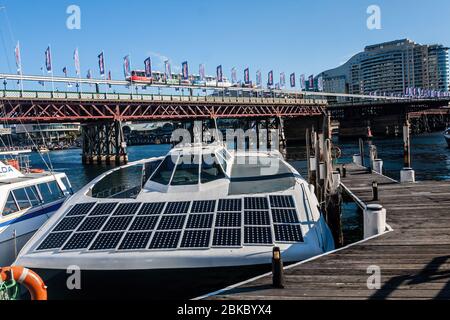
[0,158,72,267]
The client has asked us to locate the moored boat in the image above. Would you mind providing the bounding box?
[14,143,335,299]
[0,157,73,267]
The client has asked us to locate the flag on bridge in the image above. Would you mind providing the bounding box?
[217,65,223,82]
[267,70,274,86]
[290,73,296,88]
[15,41,22,74]
[98,52,105,77]
[182,61,189,80]
[318,75,324,92]
[45,46,52,73]
[300,74,306,90]
[231,67,237,84]
[74,48,81,76]
[144,58,152,78]
[164,60,172,80]
[244,68,250,85]
[280,72,286,88]
[199,64,205,81]
[308,75,314,90]
[123,55,131,78]
[256,70,262,87]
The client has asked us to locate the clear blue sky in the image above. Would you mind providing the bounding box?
[1,0,450,82]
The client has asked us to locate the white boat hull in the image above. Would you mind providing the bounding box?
[0,201,63,266]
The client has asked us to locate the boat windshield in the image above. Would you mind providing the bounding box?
[201,154,225,183]
[150,156,178,185]
[149,152,226,186]
[171,154,200,186]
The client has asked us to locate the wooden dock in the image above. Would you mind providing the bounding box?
[203,163,450,300]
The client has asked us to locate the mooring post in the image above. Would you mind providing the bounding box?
[359,138,365,167]
[400,119,415,183]
[272,247,285,289]
[372,181,379,201]
[306,128,311,184]
[315,132,321,202]
[363,204,387,239]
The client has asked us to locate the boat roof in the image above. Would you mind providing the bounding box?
[229,156,296,195]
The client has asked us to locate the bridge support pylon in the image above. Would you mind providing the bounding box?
[81,121,128,165]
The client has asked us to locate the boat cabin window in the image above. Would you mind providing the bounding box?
[12,188,32,210]
[3,193,19,216]
[201,154,225,184]
[150,156,178,185]
[38,181,64,203]
[171,154,200,186]
[25,186,41,206]
[61,177,73,195]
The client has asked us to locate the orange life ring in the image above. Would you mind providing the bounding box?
[0,266,47,300]
[30,168,45,174]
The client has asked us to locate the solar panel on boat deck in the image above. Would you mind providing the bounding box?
[213,229,241,247]
[77,216,109,232]
[218,199,242,212]
[149,231,181,249]
[118,232,153,250]
[164,202,190,214]
[244,211,271,226]
[37,232,72,250]
[102,216,133,231]
[53,216,84,232]
[244,197,269,210]
[190,200,216,213]
[89,232,124,251]
[244,226,272,244]
[270,195,295,208]
[66,203,95,217]
[129,216,159,231]
[62,232,97,250]
[113,203,141,216]
[181,230,211,248]
[157,215,186,230]
[274,224,303,242]
[138,202,165,215]
[186,214,213,229]
[215,212,242,228]
[88,203,118,216]
[271,209,300,224]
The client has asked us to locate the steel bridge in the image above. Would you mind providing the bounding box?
[0,89,328,165]
[1,72,430,164]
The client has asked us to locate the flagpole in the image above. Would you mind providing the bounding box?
[103,50,108,94]
[48,45,55,96]
[18,41,24,95]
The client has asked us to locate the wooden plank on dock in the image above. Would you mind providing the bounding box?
[204,163,450,300]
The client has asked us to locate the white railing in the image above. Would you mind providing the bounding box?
[0,90,327,105]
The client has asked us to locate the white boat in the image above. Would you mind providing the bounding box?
[0,159,72,267]
[444,128,450,147]
[14,143,334,299]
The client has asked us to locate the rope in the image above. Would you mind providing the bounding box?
[0,278,20,301]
